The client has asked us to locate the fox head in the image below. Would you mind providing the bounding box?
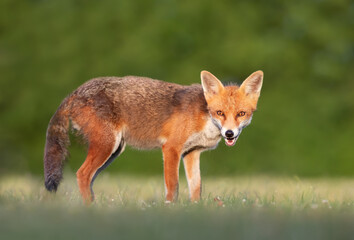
[201,70,263,146]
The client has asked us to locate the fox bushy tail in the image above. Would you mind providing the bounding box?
[44,99,70,192]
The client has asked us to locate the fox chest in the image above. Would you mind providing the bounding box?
[182,118,221,155]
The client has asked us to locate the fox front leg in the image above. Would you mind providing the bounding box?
[183,150,202,202]
[162,144,181,202]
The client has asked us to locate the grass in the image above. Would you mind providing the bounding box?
[1,174,354,240]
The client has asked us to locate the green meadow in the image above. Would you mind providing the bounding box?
[1,174,354,240]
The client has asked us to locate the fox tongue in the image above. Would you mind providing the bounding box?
[225,137,237,147]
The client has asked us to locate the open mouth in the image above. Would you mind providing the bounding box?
[224,136,238,147]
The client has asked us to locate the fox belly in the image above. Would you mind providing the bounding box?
[123,128,165,150]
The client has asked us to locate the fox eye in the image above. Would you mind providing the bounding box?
[237,111,246,117]
[216,110,224,116]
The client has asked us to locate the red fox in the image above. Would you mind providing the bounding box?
[44,70,263,204]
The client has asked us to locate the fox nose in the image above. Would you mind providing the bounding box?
[225,130,234,138]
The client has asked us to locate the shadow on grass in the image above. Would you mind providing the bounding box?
[1,206,354,240]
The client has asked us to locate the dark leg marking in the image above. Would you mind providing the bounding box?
[90,139,125,199]
[182,146,206,158]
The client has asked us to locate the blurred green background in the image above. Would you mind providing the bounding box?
[0,0,353,177]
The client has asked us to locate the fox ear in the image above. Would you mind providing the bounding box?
[240,70,263,96]
[201,71,224,99]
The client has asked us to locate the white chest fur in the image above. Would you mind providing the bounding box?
[182,117,221,155]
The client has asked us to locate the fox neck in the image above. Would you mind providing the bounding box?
[182,115,222,156]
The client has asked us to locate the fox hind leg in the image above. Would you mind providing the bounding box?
[90,139,125,199]
[76,130,124,204]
